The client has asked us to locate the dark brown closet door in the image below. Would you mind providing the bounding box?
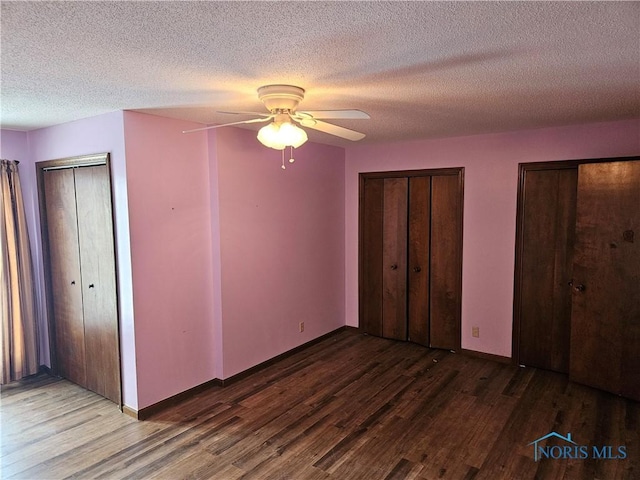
[43,169,86,387]
[382,178,408,341]
[519,168,577,373]
[407,176,430,346]
[360,169,463,349]
[75,166,121,404]
[570,160,640,400]
[360,178,384,337]
[429,175,462,349]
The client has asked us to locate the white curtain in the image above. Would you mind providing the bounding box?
[0,159,39,384]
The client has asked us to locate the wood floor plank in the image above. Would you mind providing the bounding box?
[2,330,637,480]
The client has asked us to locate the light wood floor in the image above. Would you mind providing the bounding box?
[1,330,638,479]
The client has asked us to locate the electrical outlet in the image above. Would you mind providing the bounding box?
[472,326,480,338]
[299,322,305,333]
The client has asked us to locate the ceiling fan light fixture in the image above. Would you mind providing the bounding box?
[257,123,282,149]
[279,122,307,148]
[257,121,308,150]
[182,84,368,168]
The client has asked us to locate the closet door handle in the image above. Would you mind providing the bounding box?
[89,284,95,289]
[413,266,422,273]
[71,280,76,285]
[390,264,398,270]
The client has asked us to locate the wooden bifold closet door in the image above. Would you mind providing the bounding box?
[359,169,463,350]
[39,156,121,405]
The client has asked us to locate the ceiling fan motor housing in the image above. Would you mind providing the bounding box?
[258,84,305,112]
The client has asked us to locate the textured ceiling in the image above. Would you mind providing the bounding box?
[1,1,639,146]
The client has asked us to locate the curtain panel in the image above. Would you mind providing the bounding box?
[0,159,39,384]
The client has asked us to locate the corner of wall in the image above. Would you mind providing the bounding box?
[207,129,225,380]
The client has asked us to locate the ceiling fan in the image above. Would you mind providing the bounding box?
[182,84,369,149]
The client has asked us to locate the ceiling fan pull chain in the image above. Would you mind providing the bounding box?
[281,149,286,170]
[289,146,295,164]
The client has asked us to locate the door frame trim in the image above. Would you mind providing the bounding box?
[36,153,123,407]
[359,167,464,351]
[511,155,640,366]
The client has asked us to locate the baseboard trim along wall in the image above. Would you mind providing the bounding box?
[218,326,357,387]
[126,377,222,420]
[460,348,511,364]
[122,405,140,419]
[123,328,509,420]
[130,326,352,420]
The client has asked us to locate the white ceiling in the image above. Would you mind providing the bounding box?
[2,1,639,146]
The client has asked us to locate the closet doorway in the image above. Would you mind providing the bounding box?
[513,156,640,401]
[359,168,464,351]
[37,153,121,405]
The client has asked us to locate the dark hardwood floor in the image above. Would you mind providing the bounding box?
[1,330,638,479]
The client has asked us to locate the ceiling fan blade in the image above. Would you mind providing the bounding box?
[304,120,366,141]
[296,109,370,120]
[182,117,271,134]
[217,110,272,117]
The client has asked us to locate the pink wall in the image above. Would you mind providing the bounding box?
[345,119,640,358]
[206,130,225,380]
[17,112,139,408]
[123,112,216,408]
[1,129,28,160]
[211,127,346,378]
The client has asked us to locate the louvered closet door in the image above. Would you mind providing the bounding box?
[43,169,87,387]
[75,165,121,404]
